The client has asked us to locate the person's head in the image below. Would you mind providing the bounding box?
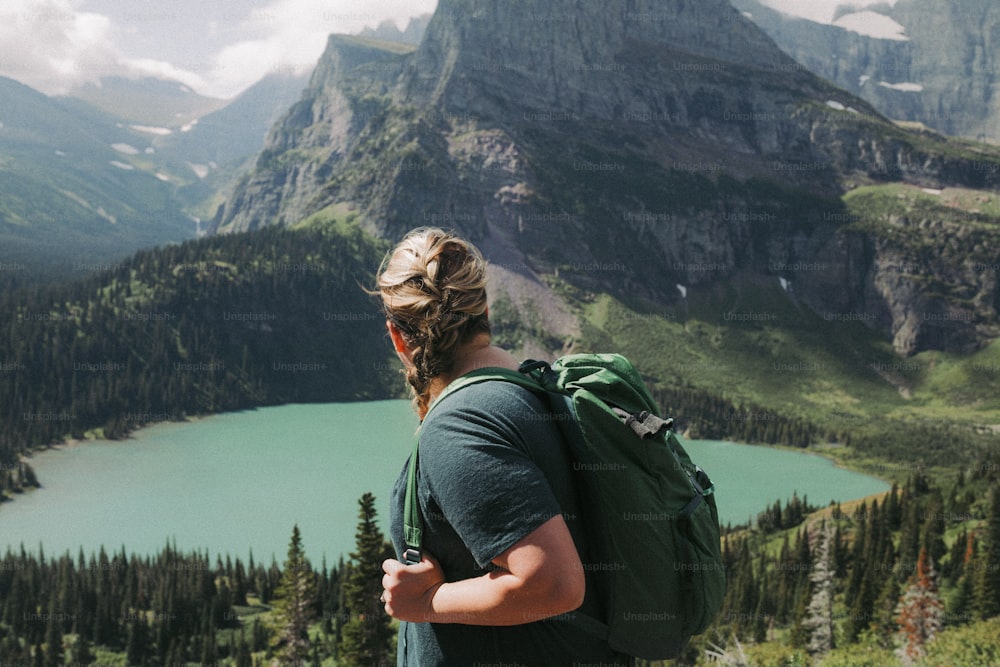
[373,227,491,417]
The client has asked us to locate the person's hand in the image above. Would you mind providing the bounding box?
[381,552,447,622]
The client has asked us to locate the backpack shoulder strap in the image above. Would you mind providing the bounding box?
[424,366,544,417]
[402,365,545,563]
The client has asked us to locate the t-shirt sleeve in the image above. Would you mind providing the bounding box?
[418,384,564,569]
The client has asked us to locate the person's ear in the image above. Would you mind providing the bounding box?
[386,320,411,358]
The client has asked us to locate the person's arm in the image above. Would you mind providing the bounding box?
[381,514,585,625]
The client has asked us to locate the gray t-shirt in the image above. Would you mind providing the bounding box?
[389,379,632,666]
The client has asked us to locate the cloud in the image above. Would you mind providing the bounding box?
[0,0,217,95]
[203,0,438,98]
[0,0,121,94]
[0,0,436,99]
[120,58,211,92]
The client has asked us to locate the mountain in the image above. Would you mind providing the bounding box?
[140,71,312,218]
[62,72,312,215]
[731,0,1000,143]
[211,0,1000,363]
[0,77,197,283]
[211,35,418,233]
[358,14,432,46]
[65,76,228,128]
[153,71,310,169]
[0,71,314,285]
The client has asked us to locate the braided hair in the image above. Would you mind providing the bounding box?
[374,227,491,418]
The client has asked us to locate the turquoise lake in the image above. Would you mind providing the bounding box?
[0,400,888,564]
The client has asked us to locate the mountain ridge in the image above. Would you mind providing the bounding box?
[65,76,228,128]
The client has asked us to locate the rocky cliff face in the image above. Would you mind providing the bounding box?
[213,35,410,233]
[732,0,1000,142]
[212,0,1000,357]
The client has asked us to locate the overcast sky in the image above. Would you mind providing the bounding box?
[0,0,437,99]
[0,0,891,100]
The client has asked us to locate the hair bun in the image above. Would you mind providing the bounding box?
[374,227,491,418]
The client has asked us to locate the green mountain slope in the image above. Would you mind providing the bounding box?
[0,221,398,476]
[571,282,999,475]
[0,77,196,284]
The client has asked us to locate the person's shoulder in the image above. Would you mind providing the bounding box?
[418,379,551,451]
[430,378,545,421]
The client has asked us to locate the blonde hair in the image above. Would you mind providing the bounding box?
[374,227,490,417]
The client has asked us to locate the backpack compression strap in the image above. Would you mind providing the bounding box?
[402,436,423,565]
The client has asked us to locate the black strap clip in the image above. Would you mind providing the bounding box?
[612,407,674,439]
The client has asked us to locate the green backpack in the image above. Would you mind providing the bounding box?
[403,353,725,660]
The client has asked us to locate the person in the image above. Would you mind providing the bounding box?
[374,227,632,665]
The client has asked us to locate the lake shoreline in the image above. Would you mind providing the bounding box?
[1,401,890,566]
[12,406,889,507]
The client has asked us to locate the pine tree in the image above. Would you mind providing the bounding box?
[871,575,901,649]
[832,521,848,579]
[788,585,810,649]
[844,501,868,602]
[897,500,921,583]
[845,502,877,642]
[921,488,947,567]
[803,524,835,657]
[70,634,94,666]
[164,638,184,667]
[751,582,769,643]
[974,485,1000,620]
[732,539,758,639]
[895,547,943,666]
[948,530,977,626]
[43,600,63,667]
[234,628,253,667]
[125,616,150,666]
[787,528,812,649]
[885,482,902,530]
[338,492,396,666]
[252,617,269,652]
[273,524,317,666]
[943,528,968,584]
[233,558,249,606]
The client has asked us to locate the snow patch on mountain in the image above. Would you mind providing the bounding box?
[188,163,210,179]
[879,81,924,92]
[833,11,908,40]
[130,125,173,136]
[758,1,907,40]
[112,143,140,155]
[758,0,899,24]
